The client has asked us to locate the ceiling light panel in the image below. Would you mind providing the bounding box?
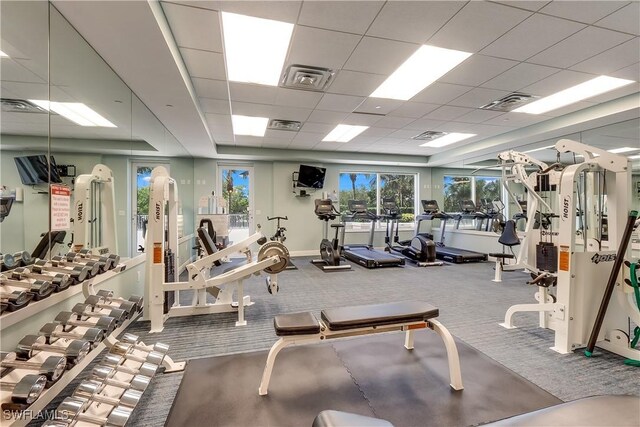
[221,12,294,86]
[608,147,638,154]
[514,76,634,114]
[322,124,368,142]
[523,145,555,153]
[370,45,472,101]
[231,114,269,136]
[0,50,8,58]
[419,132,476,148]
[30,100,116,127]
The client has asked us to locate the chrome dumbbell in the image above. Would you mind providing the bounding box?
[0,374,47,405]
[79,249,120,269]
[15,336,90,368]
[31,260,89,284]
[0,352,66,387]
[95,290,143,313]
[110,340,167,366]
[64,253,109,274]
[54,311,117,335]
[10,267,71,292]
[0,253,17,271]
[72,303,127,325]
[100,354,159,377]
[39,323,104,348]
[0,290,32,311]
[73,380,143,408]
[12,251,33,267]
[90,366,152,392]
[0,274,54,300]
[51,255,100,277]
[84,295,137,319]
[50,397,132,426]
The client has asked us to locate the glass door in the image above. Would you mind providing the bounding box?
[217,165,254,245]
[131,162,169,256]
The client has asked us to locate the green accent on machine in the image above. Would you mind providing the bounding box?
[624,261,640,367]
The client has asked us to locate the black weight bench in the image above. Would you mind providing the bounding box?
[258,301,463,395]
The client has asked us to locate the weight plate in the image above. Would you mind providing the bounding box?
[258,242,290,274]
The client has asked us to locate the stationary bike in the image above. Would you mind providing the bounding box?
[267,216,296,270]
[311,199,351,271]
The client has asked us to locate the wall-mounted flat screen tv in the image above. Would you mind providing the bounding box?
[297,164,326,189]
[14,155,63,185]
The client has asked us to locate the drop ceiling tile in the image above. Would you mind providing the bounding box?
[411,82,473,104]
[205,113,233,132]
[263,129,297,142]
[388,128,420,139]
[353,98,404,115]
[307,109,349,124]
[360,127,396,138]
[539,1,628,24]
[342,113,383,126]
[480,14,585,61]
[374,137,407,145]
[291,131,324,145]
[528,26,633,69]
[611,62,640,80]
[200,98,230,114]
[374,116,416,129]
[274,88,323,109]
[388,102,440,119]
[403,117,447,131]
[300,122,335,134]
[181,48,226,80]
[595,2,640,35]
[449,87,512,108]
[230,102,313,121]
[349,136,381,145]
[540,101,596,116]
[316,93,365,112]
[366,1,465,43]
[493,1,551,11]
[483,112,550,127]
[453,109,506,124]
[286,26,361,70]
[482,63,561,91]
[327,70,387,97]
[162,3,222,52]
[428,1,532,52]
[570,37,640,74]
[425,105,474,121]
[192,78,228,99]
[440,55,518,86]
[228,82,277,104]
[212,1,302,23]
[297,1,384,34]
[1,81,48,99]
[464,123,512,136]
[0,59,46,84]
[522,69,596,96]
[343,37,420,75]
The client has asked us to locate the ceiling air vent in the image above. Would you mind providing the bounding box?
[480,92,537,112]
[1,98,47,114]
[281,65,334,92]
[268,119,302,132]
[412,131,447,141]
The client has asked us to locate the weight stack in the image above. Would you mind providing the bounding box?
[536,242,558,273]
[163,249,176,314]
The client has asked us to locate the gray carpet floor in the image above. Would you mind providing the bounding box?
[31,257,640,426]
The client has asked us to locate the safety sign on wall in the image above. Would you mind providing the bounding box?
[50,184,71,231]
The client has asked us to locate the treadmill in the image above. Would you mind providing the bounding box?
[340,200,405,268]
[420,200,487,263]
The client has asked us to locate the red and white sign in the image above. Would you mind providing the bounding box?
[50,184,71,231]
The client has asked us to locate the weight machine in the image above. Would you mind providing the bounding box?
[71,164,117,255]
[145,166,290,333]
[500,139,639,362]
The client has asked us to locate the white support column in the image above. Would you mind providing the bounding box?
[404,329,415,350]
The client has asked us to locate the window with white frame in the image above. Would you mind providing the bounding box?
[339,172,417,230]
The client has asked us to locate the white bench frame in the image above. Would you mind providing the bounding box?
[258,317,463,395]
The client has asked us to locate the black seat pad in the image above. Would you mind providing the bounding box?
[321,301,438,331]
[274,312,320,336]
[313,410,393,427]
[489,253,515,259]
[498,220,520,247]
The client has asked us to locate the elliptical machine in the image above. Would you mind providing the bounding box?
[267,216,296,270]
[311,199,351,271]
[381,197,442,267]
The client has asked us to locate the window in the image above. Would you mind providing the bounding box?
[475,176,501,206]
[443,176,471,212]
[339,172,417,229]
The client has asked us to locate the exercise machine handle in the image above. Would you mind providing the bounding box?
[267,216,288,221]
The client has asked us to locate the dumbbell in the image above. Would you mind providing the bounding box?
[51,256,100,277]
[54,311,117,335]
[100,354,159,377]
[52,397,132,426]
[39,323,104,348]
[31,259,89,284]
[0,374,47,405]
[79,248,120,268]
[1,352,66,387]
[64,252,109,274]
[109,342,166,366]
[120,333,169,354]
[0,290,32,311]
[0,275,55,300]
[91,366,152,392]
[74,380,143,408]
[95,289,143,313]
[72,303,127,325]
[0,253,17,271]
[14,251,33,266]
[84,295,137,319]
[10,267,71,292]
[15,336,90,368]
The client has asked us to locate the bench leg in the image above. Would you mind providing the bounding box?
[259,337,290,396]
[430,319,463,391]
[492,260,503,282]
[404,329,415,350]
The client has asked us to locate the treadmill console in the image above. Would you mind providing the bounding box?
[421,200,440,214]
[381,198,400,217]
[347,200,368,214]
[314,199,338,219]
[459,199,478,214]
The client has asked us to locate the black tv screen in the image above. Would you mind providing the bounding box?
[14,155,63,185]
[297,164,326,189]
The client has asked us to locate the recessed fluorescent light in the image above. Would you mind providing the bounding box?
[30,100,116,127]
[523,145,554,153]
[322,124,369,142]
[0,50,8,58]
[419,133,476,148]
[629,155,640,160]
[370,45,472,101]
[221,12,294,86]
[231,114,269,136]
[513,76,634,114]
[607,147,638,154]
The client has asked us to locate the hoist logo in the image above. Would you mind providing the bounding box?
[541,230,558,236]
[76,202,83,222]
[562,196,570,220]
[591,253,616,264]
[154,202,161,221]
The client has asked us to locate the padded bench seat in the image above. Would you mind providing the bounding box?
[274,312,320,336]
[321,301,439,331]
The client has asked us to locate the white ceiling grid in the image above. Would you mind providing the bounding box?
[160,0,639,156]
